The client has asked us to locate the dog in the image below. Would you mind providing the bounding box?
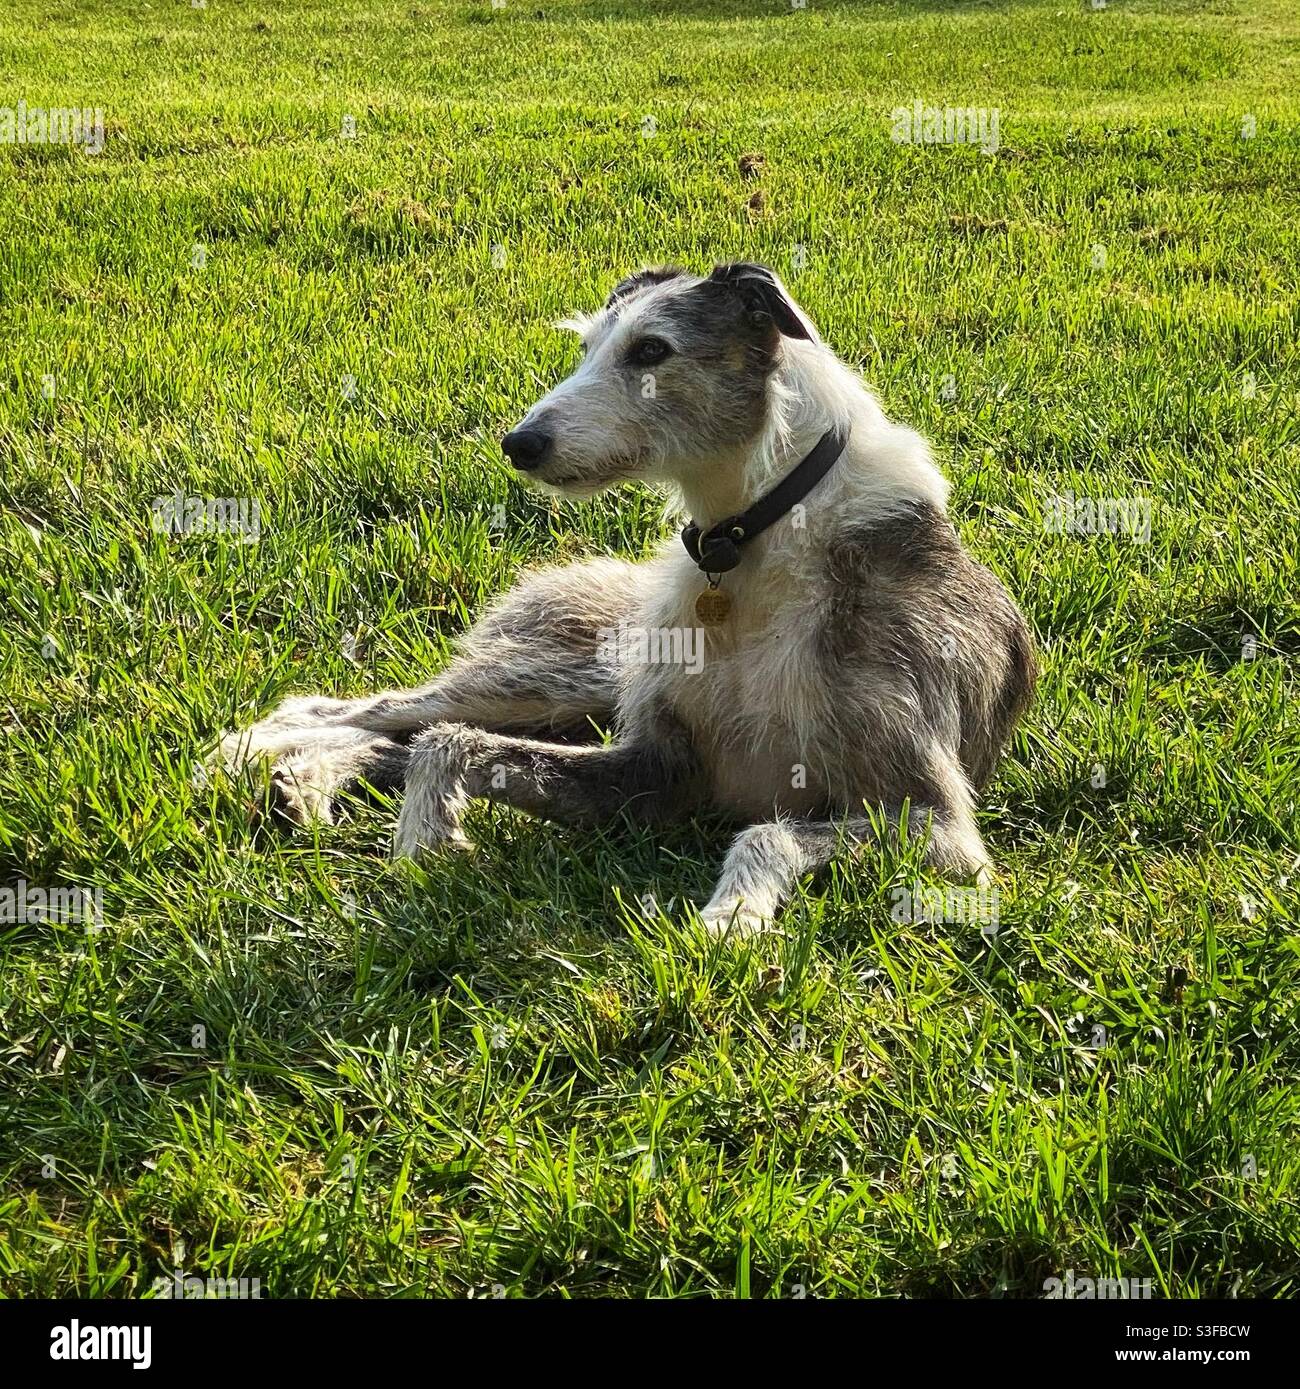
[215,263,1035,935]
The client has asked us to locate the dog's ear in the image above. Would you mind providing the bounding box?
[708,261,816,341]
[604,265,686,311]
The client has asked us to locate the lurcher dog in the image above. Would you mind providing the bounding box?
[216,263,1035,935]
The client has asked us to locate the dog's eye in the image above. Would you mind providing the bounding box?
[628,337,672,367]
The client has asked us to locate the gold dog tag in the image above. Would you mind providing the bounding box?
[696,584,732,627]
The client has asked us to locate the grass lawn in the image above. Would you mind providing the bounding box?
[2,0,1299,1298]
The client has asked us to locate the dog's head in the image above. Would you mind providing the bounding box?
[501,263,817,495]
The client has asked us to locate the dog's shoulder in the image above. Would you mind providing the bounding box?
[825,499,963,586]
[820,499,1034,675]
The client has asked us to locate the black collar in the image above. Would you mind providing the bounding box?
[681,425,848,575]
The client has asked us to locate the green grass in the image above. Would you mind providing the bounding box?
[2,0,1299,1298]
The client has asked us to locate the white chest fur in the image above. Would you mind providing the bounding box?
[625,544,831,819]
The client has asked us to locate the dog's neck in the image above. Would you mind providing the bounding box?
[669,400,844,533]
[667,344,948,542]
[671,419,833,535]
[670,343,853,531]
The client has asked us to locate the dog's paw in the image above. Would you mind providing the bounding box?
[697,899,773,940]
[207,730,352,829]
[390,818,474,861]
[268,755,339,827]
[392,722,479,861]
[391,798,473,861]
[209,727,265,779]
[209,724,307,781]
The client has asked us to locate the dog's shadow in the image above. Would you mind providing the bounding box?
[387,806,735,947]
[294,806,784,1068]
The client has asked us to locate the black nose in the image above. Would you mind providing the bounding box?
[501,428,552,471]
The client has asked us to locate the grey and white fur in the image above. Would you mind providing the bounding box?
[215,263,1036,936]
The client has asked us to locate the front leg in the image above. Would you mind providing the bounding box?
[699,820,852,937]
[392,720,697,859]
[700,801,993,937]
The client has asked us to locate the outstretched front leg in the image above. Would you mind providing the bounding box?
[393,718,699,859]
[699,802,992,938]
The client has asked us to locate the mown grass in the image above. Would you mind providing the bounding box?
[1,0,1298,1297]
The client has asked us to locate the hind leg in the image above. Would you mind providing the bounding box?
[393,714,698,859]
[214,557,639,824]
[264,728,411,826]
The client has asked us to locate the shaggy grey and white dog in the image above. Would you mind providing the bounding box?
[216,263,1035,935]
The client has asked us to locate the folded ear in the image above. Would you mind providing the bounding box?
[708,261,817,341]
[604,265,687,311]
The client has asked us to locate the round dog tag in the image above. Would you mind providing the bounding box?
[695,585,732,626]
